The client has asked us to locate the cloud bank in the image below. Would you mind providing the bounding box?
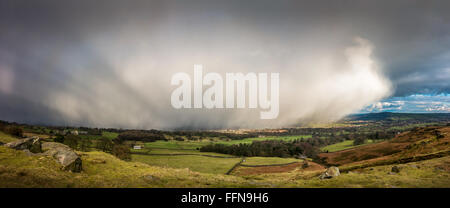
[1,34,392,129]
[1,0,449,129]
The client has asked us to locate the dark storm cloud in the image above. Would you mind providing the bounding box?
[0,0,449,129]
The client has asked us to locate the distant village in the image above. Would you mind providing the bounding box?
[52,129,88,136]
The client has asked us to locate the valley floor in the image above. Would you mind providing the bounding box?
[0,144,449,188]
[1,124,449,188]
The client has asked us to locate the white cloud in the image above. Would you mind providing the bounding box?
[363,94,450,113]
[40,37,392,129]
[367,101,404,112]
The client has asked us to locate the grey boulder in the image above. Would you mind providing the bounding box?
[4,137,42,153]
[42,142,82,172]
[319,166,340,179]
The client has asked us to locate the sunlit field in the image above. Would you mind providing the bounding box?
[131,154,242,174]
[320,139,381,152]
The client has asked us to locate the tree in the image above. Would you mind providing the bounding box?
[96,137,113,153]
[117,131,166,142]
[4,126,23,137]
[113,137,124,145]
[353,137,366,146]
[200,140,319,159]
[79,137,92,151]
[64,135,79,150]
[112,144,131,161]
[54,134,65,143]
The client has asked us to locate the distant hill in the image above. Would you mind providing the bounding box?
[345,112,450,122]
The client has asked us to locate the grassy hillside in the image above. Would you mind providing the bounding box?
[0,146,255,188]
[0,131,18,143]
[1,125,449,188]
[251,156,450,188]
[1,142,449,187]
[319,126,450,167]
[320,139,379,152]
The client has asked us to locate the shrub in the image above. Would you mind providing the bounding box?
[4,126,24,137]
[118,131,166,142]
[302,161,309,169]
[79,138,92,151]
[64,135,79,150]
[200,140,319,158]
[54,134,65,143]
[353,137,366,146]
[175,137,184,141]
[97,137,114,153]
[112,144,131,161]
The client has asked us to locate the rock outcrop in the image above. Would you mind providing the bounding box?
[42,142,82,172]
[319,166,340,179]
[4,137,42,153]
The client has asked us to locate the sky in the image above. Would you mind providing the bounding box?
[0,0,449,129]
[360,94,450,113]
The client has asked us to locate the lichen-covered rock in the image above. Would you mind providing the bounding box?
[302,161,309,169]
[4,137,42,153]
[391,166,400,173]
[42,142,82,172]
[319,166,340,179]
[143,174,160,183]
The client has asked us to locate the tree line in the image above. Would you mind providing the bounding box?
[54,134,131,161]
[200,140,319,159]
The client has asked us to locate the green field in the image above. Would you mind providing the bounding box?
[102,132,119,139]
[241,157,301,166]
[144,140,210,150]
[216,135,311,145]
[143,135,311,150]
[79,131,118,140]
[131,154,241,174]
[320,139,379,152]
[143,148,235,157]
